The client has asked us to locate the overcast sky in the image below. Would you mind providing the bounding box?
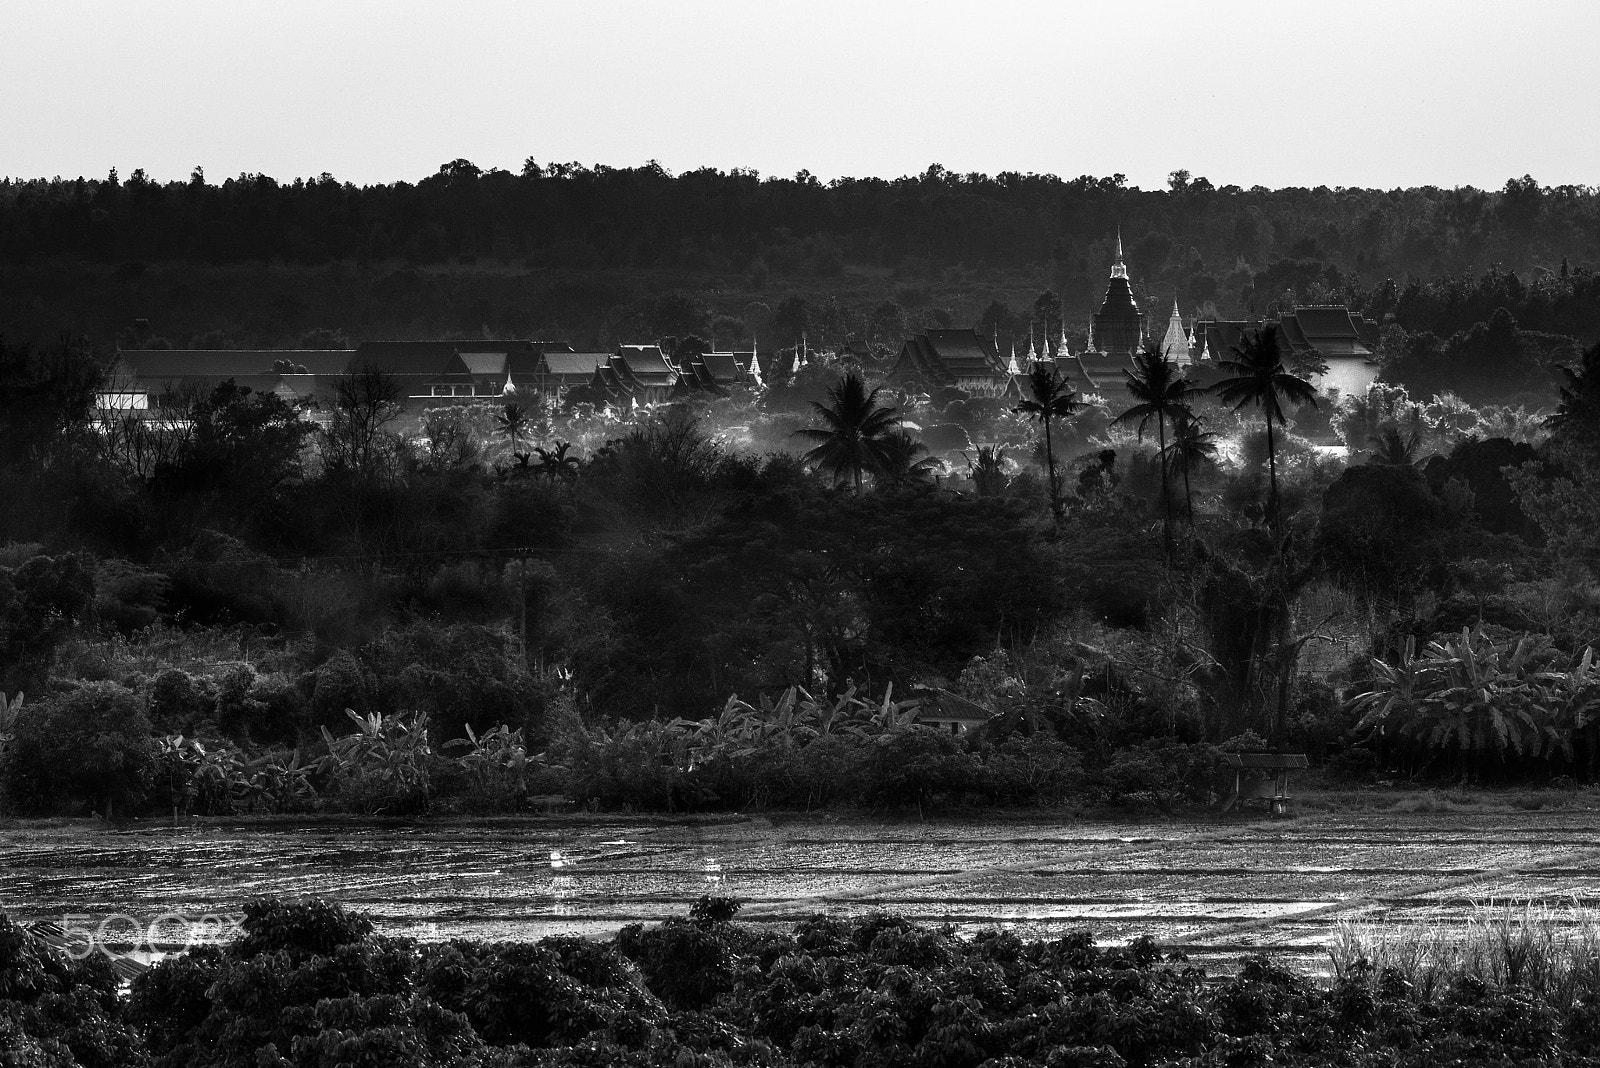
[5,0,1595,191]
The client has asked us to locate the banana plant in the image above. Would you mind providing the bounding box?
[1350,627,1593,767]
[246,749,318,813]
[157,734,253,815]
[446,723,529,788]
[319,708,433,809]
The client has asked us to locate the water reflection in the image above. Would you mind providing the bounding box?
[550,848,576,916]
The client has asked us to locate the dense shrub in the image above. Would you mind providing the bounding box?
[20,894,1600,1066]
[0,914,145,1067]
[1097,740,1225,810]
[1,681,157,816]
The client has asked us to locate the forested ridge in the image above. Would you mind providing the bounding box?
[4,162,1600,353]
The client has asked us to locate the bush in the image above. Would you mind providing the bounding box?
[308,649,373,730]
[147,667,213,732]
[979,735,1086,807]
[1324,746,1381,784]
[1,681,158,816]
[1098,740,1224,810]
[0,913,144,1067]
[860,727,986,810]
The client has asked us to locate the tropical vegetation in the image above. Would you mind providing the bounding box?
[6,894,1600,1067]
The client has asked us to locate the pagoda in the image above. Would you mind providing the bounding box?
[1159,299,1192,365]
[1085,230,1145,358]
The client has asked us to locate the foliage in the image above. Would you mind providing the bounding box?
[0,551,96,694]
[1212,325,1318,534]
[794,372,901,491]
[1,681,157,816]
[1014,364,1079,520]
[0,913,144,1068]
[1349,627,1600,771]
[318,708,434,814]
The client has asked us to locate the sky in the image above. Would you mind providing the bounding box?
[5,0,1597,192]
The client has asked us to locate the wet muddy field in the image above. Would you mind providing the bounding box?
[5,808,1600,974]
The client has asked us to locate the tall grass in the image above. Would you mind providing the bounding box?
[1330,900,1600,1009]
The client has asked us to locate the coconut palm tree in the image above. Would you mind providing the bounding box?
[963,445,1008,496]
[533,441,581,484]
[1366,424,1424,467]
[1212,326,1318,535]
[794,372,901,492]
[1116,343,1194,550]
[1165,410,1219,525]
[1013,365,1078,520]
[1551,340,1600,448]
[496,403,533,454]
[877,430,941,486]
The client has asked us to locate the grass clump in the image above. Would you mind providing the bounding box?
[1331,900,1600,1012]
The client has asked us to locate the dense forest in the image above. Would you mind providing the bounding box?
[6,162,1600,820]
[3,163,1600,358]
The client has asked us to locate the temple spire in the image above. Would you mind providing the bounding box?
[1110,226,1128,279]
[1161,296,1192,365]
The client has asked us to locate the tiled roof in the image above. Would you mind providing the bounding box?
[352,341,459,375]
[541,352,608,377]
[117,349,356,380]
[1354,317,1381,350]
[457,352,507,377]
[1293,306,1362,339]
[1198,321,1250,363]
[921,329,1006,376]
[614,346,677,386]
[1277,314,1311,349]
[699,354,743,385]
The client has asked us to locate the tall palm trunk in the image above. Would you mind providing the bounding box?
[1156,415,1171,554]
[1043,416,1059,520]
[1264,410,1278,534]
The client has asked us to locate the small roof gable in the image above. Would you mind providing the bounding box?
[1294,306,1362,340]
[1353,316,1381,350]
[699,354,743,384]
[1276,314,1311,349]
[1199,321,1250,362]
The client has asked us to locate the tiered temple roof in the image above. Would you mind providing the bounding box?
[888,328,1014,397]
[1087,231,1145,359]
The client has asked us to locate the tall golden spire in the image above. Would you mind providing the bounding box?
[1110,226,1128,279]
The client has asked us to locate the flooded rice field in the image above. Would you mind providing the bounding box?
[5,808,1600,975]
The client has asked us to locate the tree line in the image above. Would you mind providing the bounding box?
[3,162,1599,354]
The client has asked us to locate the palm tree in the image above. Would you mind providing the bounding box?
[877,430,941,486]
[1212,326,1317,535]
[533,441,581,484]
[1115,343,1194,550]
[1551,340,1600,447]
[794,372,901,492]
[1366,424,1423,467]
[963,445,1008,496]
[1165,410,1218,525]
[1013,365,1078,520]
[496,403,533,454]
